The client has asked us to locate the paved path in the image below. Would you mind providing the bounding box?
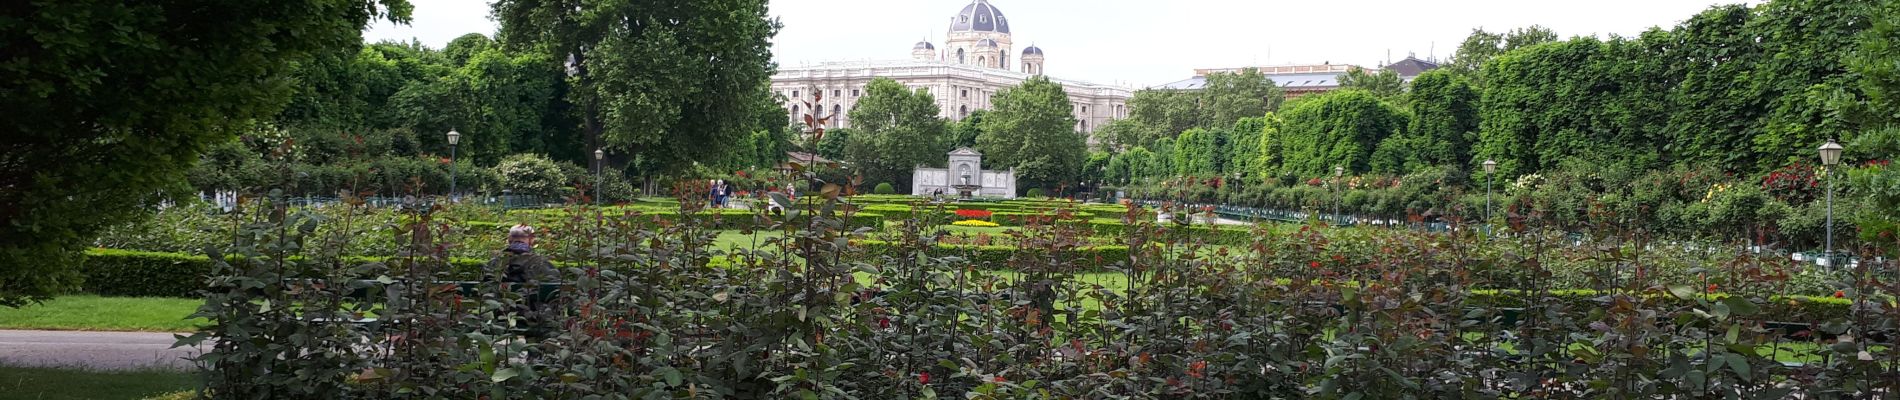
[0,330,201,371]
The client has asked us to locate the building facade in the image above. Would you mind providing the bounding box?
[771,0,1130,137]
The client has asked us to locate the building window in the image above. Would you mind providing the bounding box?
[962,89,969,98]
[1082,106,1088,114]
[1081,120,1088,132]
[793,90,800,99]
[790,105,800,120]
[960,105,968,118]
[832,105,841,127]
[957,49,965,64]
[852,89,861,97]
[833,89,841,98]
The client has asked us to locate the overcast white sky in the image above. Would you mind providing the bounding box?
[365,0,1756,88]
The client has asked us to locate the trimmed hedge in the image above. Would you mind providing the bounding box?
[856,240,1131,271]
[79,248,491,298]
[1081,218,1258,245]
[510,209,884,230]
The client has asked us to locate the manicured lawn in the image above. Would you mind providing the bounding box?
[0,365,195,400]
[0,296,202,332]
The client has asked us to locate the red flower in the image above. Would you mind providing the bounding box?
[1834,290,1847,298]
[1309,261,1322,269]
[955,209,994,219]
[919,372,930,385]
[993,375,1006,383]
[1706,284,1719,294]
[878,317,891,329]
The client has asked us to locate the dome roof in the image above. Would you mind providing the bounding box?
[976,39,999,48]
[949,0,1010,34]
[914,41,935,50]
[1022,45,1043,56]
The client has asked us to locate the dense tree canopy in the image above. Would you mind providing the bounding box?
[1394,70,1479,171]
[1122,69,1283,149]
[0,0,412,305]
[843,78,949,191]
[1338,67,1406,101]
[493,0,781,176]
[1265,90,1408,176]
[978,76,1087,191]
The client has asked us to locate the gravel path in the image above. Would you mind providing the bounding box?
[0,330,201,371]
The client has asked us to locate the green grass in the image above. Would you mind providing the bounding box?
[0,296,203,332]
[0,365,196,400]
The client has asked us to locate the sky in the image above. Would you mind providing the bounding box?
[364,0,1758,88]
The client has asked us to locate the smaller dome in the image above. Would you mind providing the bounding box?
[976,39,999,48]
[914,41,935,50]
[1022,45,1043,56]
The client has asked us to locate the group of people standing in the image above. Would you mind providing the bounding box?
[708,179,733,208]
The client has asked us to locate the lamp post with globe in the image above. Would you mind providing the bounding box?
[446,130,460,201]
[1483,159,1497,225]
[1333,166,1344,225]
[595,149,606,205]
[1819,139,1843,268]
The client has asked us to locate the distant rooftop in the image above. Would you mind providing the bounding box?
[777,59,1130,94]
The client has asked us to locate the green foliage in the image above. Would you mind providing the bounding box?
[1449,25,1559,83]
[493,0,781,175]
[948,109,989,150]
[1476,36,1668,177]
[1272,90,1409,176]
[493,154,573,197]
[843,78,949,188]
[1025,187,1047,198]
[0,0,411,305]
[978,76,1087,190]
[1338,67,1406,100]
[1200,68,1285,129]
[873,182,896,195]
[1170,128,1222,176]
[1399,70,1480,169]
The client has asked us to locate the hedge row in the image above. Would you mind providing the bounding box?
[80,248,492,298]
[855,240,1132,271]
[1078,218,1259,245]
[507,209,885,230]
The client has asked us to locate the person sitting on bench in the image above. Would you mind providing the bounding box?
[489,225,559,337]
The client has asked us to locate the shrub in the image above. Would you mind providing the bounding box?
[493,154,572,197]
[873,182,896,194]
[1025,187,1045,198]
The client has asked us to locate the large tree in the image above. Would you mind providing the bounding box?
[1449,25,1559,85]
[493,0,780,176]
[1200,68,1285,129]
[843,78,949,191]
[0,0,412,305]
[978,76,1086,192]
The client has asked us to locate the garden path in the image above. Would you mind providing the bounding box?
[0,330,200,371]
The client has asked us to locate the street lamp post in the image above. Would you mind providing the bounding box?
[594,149,606,205]
[1483,159,1497,221]
[446,130,460,201]
[1819,139,1843,268]
[1333,165,1344,225]
[1483,160,1498,238]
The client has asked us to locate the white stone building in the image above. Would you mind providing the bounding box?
[913,147,1016,199]
[771,0,1130,138]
